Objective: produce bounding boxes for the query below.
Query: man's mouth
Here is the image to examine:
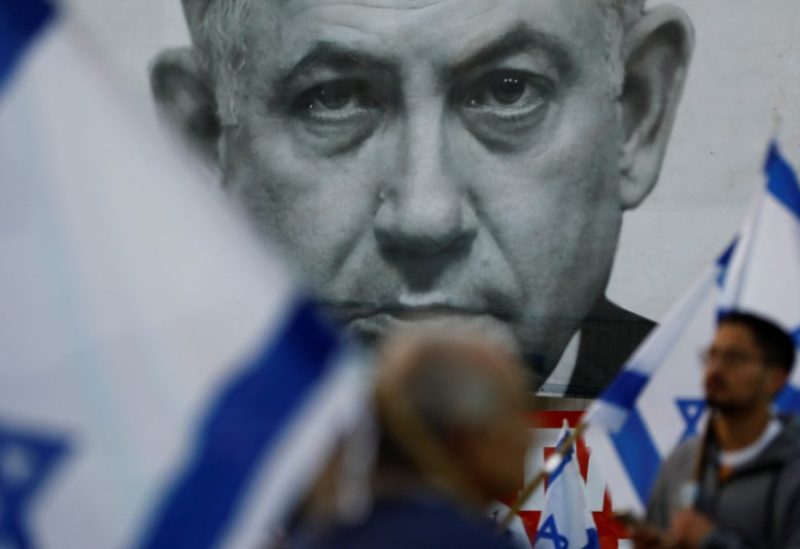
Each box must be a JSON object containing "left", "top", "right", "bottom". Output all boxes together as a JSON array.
[
  {"left": 330, "top": 303, "right": 496, "bottom": 321},
  {"left": 322, "top": 300, "right": 516, "bottom": 348}
]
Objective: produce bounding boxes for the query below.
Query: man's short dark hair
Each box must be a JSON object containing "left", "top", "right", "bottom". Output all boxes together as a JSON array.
[{"left": 719, "top": 311, "right": 796, "bottom": 374}]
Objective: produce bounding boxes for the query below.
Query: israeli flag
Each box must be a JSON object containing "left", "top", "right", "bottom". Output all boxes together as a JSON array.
[
  {"left": 534, "top": 422, "right": 598, "bottom": 549},
  {"left": 0, "top": 1, "right": 367, "bottom": 548},
  {"left": 720, "top": 144, "right": 800, "bottom": 410},
  {"left": 583, "top": 144, "right": 800, "bottom": 514}
]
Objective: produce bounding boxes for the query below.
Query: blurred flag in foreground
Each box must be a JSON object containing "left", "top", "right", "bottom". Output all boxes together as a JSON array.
[
  {"left": 0, "top": 1, "right": 367, "bottom": 547},
  {"left": 533, "top": 422, "right": 598, "bottom": 549},
  {"left": 583, "top": 143, "right": 800, "bottom": 514}
]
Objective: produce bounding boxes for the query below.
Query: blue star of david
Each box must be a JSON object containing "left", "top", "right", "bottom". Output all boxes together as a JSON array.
[
  {"left": 536, "top": 515, "right": 569, "bottom": 549},
  {"left": 583, "top": 527, "right": 599, "bottom": 549},
  {"left": 0, "top": 421, "right": 70, "bottom": 548},
  {"left": 676, "top": 398, "right": 706, "bottom": 442}
]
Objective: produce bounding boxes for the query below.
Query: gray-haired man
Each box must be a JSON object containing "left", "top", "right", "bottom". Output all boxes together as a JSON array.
[{"left": 151, "top": 0, "right": 694, "bottom": 397}]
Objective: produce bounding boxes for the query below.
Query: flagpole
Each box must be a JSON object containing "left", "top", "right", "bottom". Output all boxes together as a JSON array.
[
  {"left": 687, "top": 410, "right": 715, "bottom": 508},
  {"left": 499, "top": 421, "right": 588, "bottom": 529}
]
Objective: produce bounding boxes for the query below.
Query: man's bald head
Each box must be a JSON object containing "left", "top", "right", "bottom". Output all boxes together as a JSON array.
[
  {"left": 374, "top": 330, "right": 533, "bottom": 503},
  {"left": 376, "top": 330, "right": 531, "bottom": 438}
]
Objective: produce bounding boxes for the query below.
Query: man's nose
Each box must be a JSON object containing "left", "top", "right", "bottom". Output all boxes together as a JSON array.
[{"left": 373, "top": 111, "right": 477, "bottom": 256}]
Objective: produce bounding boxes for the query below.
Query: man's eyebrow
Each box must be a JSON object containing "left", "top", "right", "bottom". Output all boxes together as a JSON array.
[
  {"left": 450, "top": 24, "right": 576, "bottom": 75},
  {"left": 275, "top": 42, "right": 394, "bottom": 89}
]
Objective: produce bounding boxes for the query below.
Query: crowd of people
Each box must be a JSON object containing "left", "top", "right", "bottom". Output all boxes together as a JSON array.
[
  {"left": 283, "top": 330, "right": 533, "bottom": 548},
  {"left": 274, "top": 312, "right": 798, "bottom": 548}
]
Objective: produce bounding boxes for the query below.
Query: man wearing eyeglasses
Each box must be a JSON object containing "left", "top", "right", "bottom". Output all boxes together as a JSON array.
[{"left": 634, "top": 312, "right": 800, "bottom": 548}]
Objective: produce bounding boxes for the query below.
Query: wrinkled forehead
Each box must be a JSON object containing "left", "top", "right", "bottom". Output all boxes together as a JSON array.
[
  {"left": 187, "top": 0, "right": 613, "bottom": 56},
  {"left": 238, "top": 0, "right": 610, "bottom": 78},
  {"left": 185, "top": 0, "right": 623, "bottom": 35}
]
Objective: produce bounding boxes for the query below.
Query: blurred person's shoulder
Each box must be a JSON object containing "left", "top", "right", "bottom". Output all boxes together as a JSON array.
[
  {"left": 296, "top": 492, "right": 519, "bottom": 549},
  {"left": 780, "top": 414, "right": 800, "bottom": 443}
]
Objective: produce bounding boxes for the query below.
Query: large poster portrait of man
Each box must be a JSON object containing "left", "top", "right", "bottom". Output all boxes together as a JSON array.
[{"left": 66, "top": 0, "right": 800, "bottom": 398}]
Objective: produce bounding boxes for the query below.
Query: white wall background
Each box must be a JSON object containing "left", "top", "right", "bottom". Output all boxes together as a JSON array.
[{"left": 60, "top": 0, "right": 800, "bottom": 322}]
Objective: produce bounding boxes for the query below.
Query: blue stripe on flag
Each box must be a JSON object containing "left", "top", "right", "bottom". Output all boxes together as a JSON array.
[
  {"left": 609, "top": 409, "right": 661, "bottom": 506},
  {"left": 548, "top": 435, "right": 574, "bottom": 484},
  {"left": 776, "top": 385, "right": 800, "bottom": 415},
  {"left": 585, "top": 528, "right": 600, "bottom": 549},
  {"left": 716, "top": 239, "right": 737, "bottom": 269},
  {"left": 599, "top": 370, "right": 649, "bottom": 411},
  {"left": 715, "top": 238, "right": 737, "bottom": 288},
  {"left": 139, "top": 299, "right": 341, "bottom": 549},
  {"left": 766, "top": 143, "right": 800, "bottom": 221},
  {"left": 792, "top": 327, "right": 800, "bottom": 348},
  {"left": 0, "top": 0, "right": 53, "bottom": 90}
]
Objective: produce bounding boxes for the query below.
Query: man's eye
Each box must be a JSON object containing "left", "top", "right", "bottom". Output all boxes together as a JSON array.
[
  {"left": 313, "top": 81, "right": 355, "bottom": 110},
  {"left": 290, "top": 79, "right": 384, "bottom": 152},
  {"left": 294, "top": 80, "right": 378, "bottom": 119},
  {"left": 465, "top": 71, "right": 551, "bottom": 115}
]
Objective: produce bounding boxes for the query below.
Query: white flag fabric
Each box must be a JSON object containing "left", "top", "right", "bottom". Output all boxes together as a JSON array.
[
  {"left": 533, "top": 422, "right": 598, "bottom": 549},
  {"left": 0, "top": 1, "right": 367, "bottom": 547},
  {"left": 583, "top": 143, "right": 800, "bottom": 514},
  {"left": 719, "top": 144, "right": 800, "bottom": 409}
]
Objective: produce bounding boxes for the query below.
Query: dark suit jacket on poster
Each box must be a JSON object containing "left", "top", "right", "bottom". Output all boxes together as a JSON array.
[{"left": 564, "top": 298, "right": 655, "bottom": 398}]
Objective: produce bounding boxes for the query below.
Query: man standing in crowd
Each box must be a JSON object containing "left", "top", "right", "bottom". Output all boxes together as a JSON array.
[
  {"left": 295, "top": 331, "right": 533, "bottom": 548},
  {"left": 635, "top": 312, "right": 800, "bottom": 548},
  {"left": 151, "top": 0, "right": 694, "bottom": 397}
]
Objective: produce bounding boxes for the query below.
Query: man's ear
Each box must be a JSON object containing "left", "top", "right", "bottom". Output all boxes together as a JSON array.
[
  {"left": 150, "top": 47, "right": 221, "bottom": 166},
  {"left": 766, "top": 368, "right": 789, "bottom": 399},
  {"left": 618, "top": 5, "right": 694, "bottom": 209}
]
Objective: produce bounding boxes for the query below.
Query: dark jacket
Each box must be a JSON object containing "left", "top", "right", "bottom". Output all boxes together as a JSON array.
[
  {"left": 566, "top": 298, "right": 655, "bottom": 397},
  {"left": 294, "top": 493, "right": 519, "bottom": 549},
  {"left": 647, "top": 418, "right": 800, "bottom": 548}
]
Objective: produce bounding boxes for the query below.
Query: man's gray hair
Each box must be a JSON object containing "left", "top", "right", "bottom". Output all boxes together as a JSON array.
[
  {"left": 400, "top": 347, "right": 508, "bottom": 436},
  {"left": 376, "top": 331, "right": 528, "bottom": 438},
  {"left": 182, "top": 0, "right": 254, "bottom": 124},
  {"left": 182, "top": 0, "right": 645, "bottom": 124}
]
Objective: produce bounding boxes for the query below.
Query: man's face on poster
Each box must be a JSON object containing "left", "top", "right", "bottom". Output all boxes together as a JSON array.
[{"left": 154, "top": 0, "right": 692, "bottom": 387}]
